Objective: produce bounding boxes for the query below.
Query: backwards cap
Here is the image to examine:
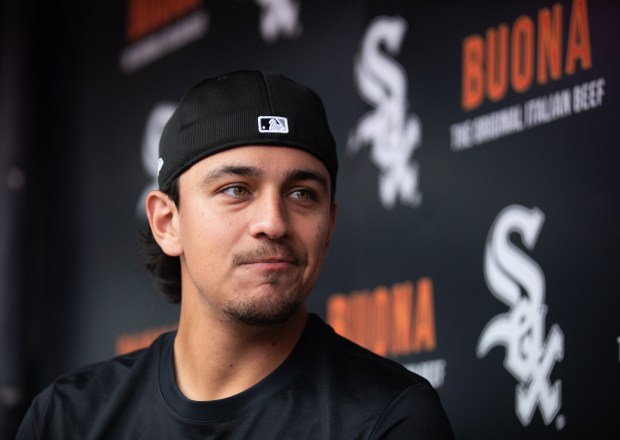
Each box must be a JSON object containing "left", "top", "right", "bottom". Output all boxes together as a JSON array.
[{"left": 157, "top": 70, "right": 338, "bottom": 192}]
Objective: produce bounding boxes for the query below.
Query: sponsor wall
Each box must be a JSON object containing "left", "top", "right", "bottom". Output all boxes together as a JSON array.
[{"left": 3, "top": 0, "right": 619, "bottom": 438}]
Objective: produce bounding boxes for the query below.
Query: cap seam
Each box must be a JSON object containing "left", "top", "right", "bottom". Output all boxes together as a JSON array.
[{"left": 259, "top": 71, "right": 274, "bottom": 115}]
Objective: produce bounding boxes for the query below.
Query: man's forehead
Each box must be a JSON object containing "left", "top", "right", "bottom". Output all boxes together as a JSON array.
[
  {"left": 201, "top": 145, "right": 323, "bottom": 166},
  {"left": 187, "top": 145, "right": 331, "bottom": 180}
]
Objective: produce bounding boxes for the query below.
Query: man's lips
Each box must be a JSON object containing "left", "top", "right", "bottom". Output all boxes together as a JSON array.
[
  {"left": 233, "top": 245, "right": 306, "bottom": 268},
  {"left": 238, "top": 257, "right": 298, "bottom": 269}
]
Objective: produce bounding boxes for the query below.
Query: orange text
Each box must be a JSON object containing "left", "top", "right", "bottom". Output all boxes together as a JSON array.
[
  {"left": 126, "top": 0, "right": 203, "bottom": 42},
  {"left": 462, "top": 0, "right": 592, "bottom": 111},
  {"left": 327, "top": 278, "right": 437, "bottom": 358}
]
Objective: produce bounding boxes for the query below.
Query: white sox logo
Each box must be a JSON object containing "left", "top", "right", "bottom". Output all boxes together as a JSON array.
[
  {"left": 255, "top": 0, "right": 302, "bottom": 43},
  {"left": 136, "top": 102, "right": 176, "bottom": 220},
  {"left": 477, "top": 205, "right": 564, "bottom": 426},
  {"left": 348, "top": 15, "right": 422, "bottom": 209}
]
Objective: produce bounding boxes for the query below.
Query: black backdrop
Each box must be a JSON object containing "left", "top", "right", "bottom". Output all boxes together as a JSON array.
[{"left": 1, "top": 0, "right": 619, "bottom": 438}]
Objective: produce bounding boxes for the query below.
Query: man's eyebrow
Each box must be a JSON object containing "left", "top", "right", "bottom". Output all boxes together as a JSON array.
[
  {"left": 200, "top": 165, "right": 329, "bottom": 191},
  {"left": 285, "top": 169, "right": 329, "bottom": 191},
  {"left": 201, "top": 165, "right": 263, "bottom": 185}
]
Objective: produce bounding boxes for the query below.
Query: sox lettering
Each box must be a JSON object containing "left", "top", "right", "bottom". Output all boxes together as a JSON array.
[
  {"left": 477, "top": 205, "right": 564, "bottom": 426},
  {"left": 348, "top": 15, "right": 422, "bottom": 209}
]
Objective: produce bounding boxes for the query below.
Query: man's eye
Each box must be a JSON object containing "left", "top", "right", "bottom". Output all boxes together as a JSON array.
[
  {"left": 290, "top": 189, "right": 316, "bottom": 200},
  {"left": 222, "top": 186, "right": 249, "bottom": 197}
]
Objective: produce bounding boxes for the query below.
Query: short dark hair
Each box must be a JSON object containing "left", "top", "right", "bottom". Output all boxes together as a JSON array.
[{"left": 139, "top": 178, "right": 182, "bottom": 303}]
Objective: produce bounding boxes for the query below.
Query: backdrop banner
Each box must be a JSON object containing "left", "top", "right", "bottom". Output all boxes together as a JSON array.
[{"left": 5, "top": 0, "right": 619, "bottom": 438}]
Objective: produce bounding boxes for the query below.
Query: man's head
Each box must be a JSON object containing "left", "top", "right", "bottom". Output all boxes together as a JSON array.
[
  {"left": 157, "top": 70, "right": 338, "bottom": 195},
  {"left": 142, "top": 71, "right": 338, "bottom": 325}
]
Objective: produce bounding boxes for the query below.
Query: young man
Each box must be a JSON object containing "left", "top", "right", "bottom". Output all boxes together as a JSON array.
[{"left": 16, "top": 70, "right": 454, "bottom": 439}]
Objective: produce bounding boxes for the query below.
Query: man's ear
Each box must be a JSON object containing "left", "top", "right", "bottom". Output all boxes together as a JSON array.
[{"left": 145, "top": 190, "right": 182, "bottom": 257}]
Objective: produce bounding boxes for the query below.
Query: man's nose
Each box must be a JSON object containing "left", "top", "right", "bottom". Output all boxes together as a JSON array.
[{"left": 248, "top": 192, "right": 289, "bottom": 239}]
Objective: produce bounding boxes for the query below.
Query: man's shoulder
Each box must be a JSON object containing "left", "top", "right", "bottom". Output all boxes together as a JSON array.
[
  {"left": 58, "top": 330, "right": 169, "bottom": 387},
  {"left": 302, "top": 315, "right": 454, "bottom": 438},
  {"left": 16, "top": 331, "right": 173, "bottom": 439},
  {"left": 55, "top": 347, "right": 146, "bottom": 390},
  {"left": 31, "top": 331, "right": 171, "bottom": 418}
]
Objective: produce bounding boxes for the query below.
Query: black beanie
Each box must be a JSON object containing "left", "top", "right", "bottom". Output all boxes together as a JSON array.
[{"left": 157, "top": 70, "right": 338, "bottom": 192}]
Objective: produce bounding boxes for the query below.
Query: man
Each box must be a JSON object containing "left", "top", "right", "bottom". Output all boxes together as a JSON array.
[{"left": 16, "top": 70, "right": 454, "bottom": 439}]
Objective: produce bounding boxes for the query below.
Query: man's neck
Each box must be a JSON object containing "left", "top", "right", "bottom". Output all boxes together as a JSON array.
[{"left": 173, "top": 304, "right": 308, "bottom": 402}]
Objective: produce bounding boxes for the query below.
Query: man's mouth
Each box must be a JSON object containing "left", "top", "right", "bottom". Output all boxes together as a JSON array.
[
  {"left": 233, "top": 245, "right": 306, "bottom": 268},
  {"left": 241, "top": 259, "right": 296, "bottom": 271}
]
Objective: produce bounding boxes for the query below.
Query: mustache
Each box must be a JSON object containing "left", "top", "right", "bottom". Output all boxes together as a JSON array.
[{"left": 232, "top": 244, "right": 307, "bottom": 266}]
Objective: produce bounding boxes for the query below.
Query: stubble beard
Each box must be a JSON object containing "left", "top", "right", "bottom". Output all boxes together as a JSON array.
[
  {"left": 225, "top": 244, "right": 308, "bottom": 327},
  {"left": 223, "top": 272, "right": 302, "bottom": 326}
]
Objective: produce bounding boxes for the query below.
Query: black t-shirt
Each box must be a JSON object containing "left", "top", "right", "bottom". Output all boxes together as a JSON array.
[{"left": 16, "top": 314, "right": 454, "bottom": 439}]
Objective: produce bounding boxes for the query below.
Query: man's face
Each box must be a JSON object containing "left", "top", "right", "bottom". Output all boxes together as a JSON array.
[{"left": 174, "top": 145, "right": 337, "bottom": 326}]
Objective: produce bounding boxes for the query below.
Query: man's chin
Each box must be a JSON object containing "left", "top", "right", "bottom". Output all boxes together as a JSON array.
[{"left": 223, "top": 299, "right": 301, "bottom": 327}]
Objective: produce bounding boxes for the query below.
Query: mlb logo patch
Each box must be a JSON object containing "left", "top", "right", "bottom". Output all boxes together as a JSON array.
[{"left": 258, "top": 116, "right": 289, "bottom": 133}]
